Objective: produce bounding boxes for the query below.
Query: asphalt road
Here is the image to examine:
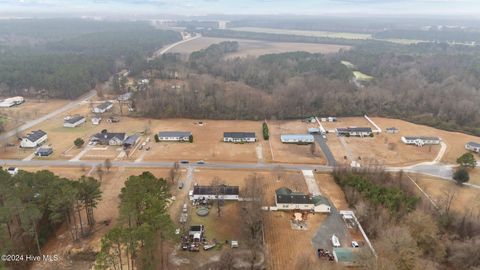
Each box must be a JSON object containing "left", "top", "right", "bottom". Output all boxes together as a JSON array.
[
  {"left": 314, "top": 135, "right": 336, "bottom": 166},
  {"left": 150, "top": 34, "right": 201, "bottom": 59},
  {"left": 0, "top": 90, "right": 96, "bottom": 141}
]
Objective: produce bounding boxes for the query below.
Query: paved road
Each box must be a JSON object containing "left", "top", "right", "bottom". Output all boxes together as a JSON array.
[
  {"left": 0, "top": 90, "right": 96, "bottom": 141},
  {"left": 150, "top": 34, "right": 201, "bottom": 59},
  {"left": 314, "top": 135, "right": 336, "bottom": 166}
]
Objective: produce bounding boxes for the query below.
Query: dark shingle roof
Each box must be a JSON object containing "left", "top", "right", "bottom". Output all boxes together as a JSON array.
[
  {"left": 123, "top": 134, "right": 140, "bottom": 145},
  {"left": 92, "top": 132, "right": 126, "bottom": 142},
  {"left": 158, "top": 131, "right": 191, "bottom": 138},
  {"left": 336, "top": 127, "right": 372, "bottom": 133},
  {"left": 224, "top": 132, "right": 256, "bottom": 139},
  {"left": 193, "top": 185, "right": 239, "bottom": 196},
  {"left": 26, "top": 130, "right": 47, "bottom": 142},
  {"left": 467, "top": 141, "right": 480, "bottom": 148},
  {"left": 64, "top": 115, "right": 85, "bottom": 124},
  {"left": 96, "top": 101, "right": 113, "bottom": 110},
  {"left": 403, "top": 136, "right": 440, "bottom": 141},
  {"left": 275, "top": 187, "right": 311, "bottom": 204}
]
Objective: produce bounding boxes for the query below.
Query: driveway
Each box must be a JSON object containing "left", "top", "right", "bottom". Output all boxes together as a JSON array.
[{"left": 314, "top": 135, "right": 336, "bottom": 166}]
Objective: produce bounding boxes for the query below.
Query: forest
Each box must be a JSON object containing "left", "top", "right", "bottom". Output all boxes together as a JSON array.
[
  {"left": 133, "top": 40, "right": 480, "bottom": 135},
  {"left": 0, "top": 19, "right": 181, "bottom": 99}
]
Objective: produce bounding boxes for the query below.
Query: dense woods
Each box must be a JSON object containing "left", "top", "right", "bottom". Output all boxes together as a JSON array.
[
  {"left": 0, "top": 19, "right": 181, "bottom": 99},
  {"left": 0, "top": 169, "right": 102, "bottom": 269},
  {"left": 134, "top": 41, "right": 480, "bottom": 135}
]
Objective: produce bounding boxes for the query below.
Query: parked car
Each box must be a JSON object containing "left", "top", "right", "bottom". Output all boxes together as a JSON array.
[
  {"left": 7, "top": 167, "right": 18, "bottom": 176},
  {"left": 180, "top": 160, "right": 189, "bottom": 164},
  {"left": 196, "top": 160, "right": 205, "bottom": 164},
  {"left": 178, "top": 182, "right": 184, "bottom": 189},
  {"left": 351, "top": 241, "right": 359, "bottom": 248}
]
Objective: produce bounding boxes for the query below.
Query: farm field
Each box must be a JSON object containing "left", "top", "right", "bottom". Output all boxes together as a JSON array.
[
  {"left": 169, "top": 37, "right": 351, "bottom": 58},
  {"left": 229, "top": 27, "right": 372, "bottom": 40},
  {"left": 268, "top": 120, "right": 326, "bottom": 164},
  {"left": 323, "top": 117, "right": 439, "bottom": 166},
  {"left": 353, "top": 71, "right": 374, "bottom": 81}
]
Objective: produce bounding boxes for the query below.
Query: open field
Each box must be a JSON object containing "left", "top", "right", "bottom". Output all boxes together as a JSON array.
[
  {"left": 371, "top": 117, "right": 480, "bottom": 164},
  {"left": 269, "top": 120, "right": 326, "bottom": 164},
  {"left": 229, "top": 27, "right": 372, "bottom": 40},
  {"left": 315, "top": 173, "right": 349, "bottom": 210},
  {"left": 353, "top": 71, "right": 374, "bottom": 81},
  {"left": 324, "top": 117, "right": 439, "bottom": 166},
  {"left": 168, "top": 37, "right": 351, "bottom": 57}
]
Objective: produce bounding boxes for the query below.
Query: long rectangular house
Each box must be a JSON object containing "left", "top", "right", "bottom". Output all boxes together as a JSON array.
[
  {"left": 335, "top": 127, "right": 373, "bottom": 137},
  {"left": 20, "top": 130, "right": 47, "bottom": 148},
  {"left": 275, "top": 187, "right": 331, "bottom": 213},
  {"left": 223, "top": 132, "right": 256, "bottom": 143},
  {"left": 189, "top": 185, "right": 240, "bottom": 201},
  {"left": 93, "top": 101, "right": 113, "bottom": 114},
  {"left": 465, "top": 142, "right": 480, "bottom": 153},
  {"left": 158, "top": 131, "right": 191, "bottom": 142},
  {"left": 63, "top": 115, "right": 86, "bottom": 128},
  {"left": 401, "top": 136, "right": 441, "bottom": 146},
  {"left": 280, "top": 134, "right": 315, "bottom": 144}
]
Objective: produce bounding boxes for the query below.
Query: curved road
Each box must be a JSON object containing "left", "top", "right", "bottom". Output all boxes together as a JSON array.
[{"left": 150, "top": 34, "right": 201, "bottom": 59}]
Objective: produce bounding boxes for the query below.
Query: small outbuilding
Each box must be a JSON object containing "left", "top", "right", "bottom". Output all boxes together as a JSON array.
[
  {"left": 63, "top": 115, "right": 86, "bottom": 128},
  {"left": 93, "top": 101, "right": 113, "bottom": 114},
  {"left": 35, "top": 147, "right": 53, "bottom": 157},
  {"left": 386, "top": 127, "right": 399, "bottom": 134}
]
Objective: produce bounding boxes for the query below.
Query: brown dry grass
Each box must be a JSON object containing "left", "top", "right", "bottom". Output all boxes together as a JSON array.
[{"left": 315, "top": 173, "right": 349, "bottom": 210}]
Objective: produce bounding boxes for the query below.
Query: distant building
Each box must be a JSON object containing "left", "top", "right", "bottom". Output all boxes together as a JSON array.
[
  {"left": 63, "top": 115, "right": 86, "bottom": 128},
  {"left": 20, "top": 130, "right": 47, "bottom": 148},
  {"left": 336, "top": 127, "right": 373, "bottom": 137},
  {"left": 0, "top": 96, "right": 24, "bottom": 108},
  {"left": 465, "top": 141, "right": 480, "bottom": 153},
  {"left": 223, "top": 132, "right": 256, "bottom": 143},
  {"left": 280, "top": 134, "right": 315, "bottom": 144},
  {"left": 93, "top": 101, "right": 113, "bottom": 114},
  {"left": 401, "top": 136, "right": 441, "bottom": 146},
  {"left": 117, "top": 92, "right": 133, "bottom": 101},
  {"left": 275, "top": 187, "right": 331, "bottom": 213},
  {"left": 385, "top": 127, "right": 399, "bottom": 134},
  {"left": 91, "top": 131, "right": 126, "bottom": 146},
  {"left": 189, "top": 185, "right": 240, "bottom": 201},
  {"left": 35, "top": 147, "right": 53, "bottom": 157},
  {"left": 158, "top": 131, "right": 192, "bottom": 142}
]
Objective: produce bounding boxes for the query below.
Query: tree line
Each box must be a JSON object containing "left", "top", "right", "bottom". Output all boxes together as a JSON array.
[{"left": 0, "top": 169, "right": 102, "bottom": 269}]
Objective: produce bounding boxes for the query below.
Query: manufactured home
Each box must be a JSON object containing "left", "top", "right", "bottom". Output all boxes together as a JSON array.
[
  {"left": 0, "top": 96, "right": 24, "bottom": 108},
  {"left": 401, "top": 136, "right": 441, "bottom": 146},
  {"left": 386, "top": 127, "right": 399, "bottom": 134},
  {"left": 223, "top": 132, "right": 256, "bottom": 143},
  {"left": 336, "top": 127, "right": 373, "bottom": 137},
  {"left": 158, "top": 131, "right": 192, "bottom": 142},
  {"left": 275, "top": 187, "right": 331, "bottom": 213},
  {"left": 189, "top": 185, "right": 240, "bottom": 201},
  {"left": 20, "top": 130, "right": 47, "bottom": 148},
  {"left": 93, "top": 101, "right": 113, "bottom": 114},
  {"left": 465, "top": 141, "right": 480, "bottom": 153},
  {"left": 63, "top": 115, "right": 86, "bottom": 128},
  {"left": 280, "top": 134, "right": 315, "bottom": 144}
]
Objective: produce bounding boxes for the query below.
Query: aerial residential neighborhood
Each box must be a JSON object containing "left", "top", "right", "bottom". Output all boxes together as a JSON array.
[{"left": 0, "top": 5, "right": 480, "bottom": 270}]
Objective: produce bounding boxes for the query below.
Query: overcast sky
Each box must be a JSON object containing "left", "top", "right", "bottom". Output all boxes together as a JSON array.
[{"left": 0, "top": 0, "right": 479, "bottom": 17}]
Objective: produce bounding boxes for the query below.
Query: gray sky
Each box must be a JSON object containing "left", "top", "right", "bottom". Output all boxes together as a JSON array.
[{"left": 0, "top": 0, "right": 479, "bottom": 16}]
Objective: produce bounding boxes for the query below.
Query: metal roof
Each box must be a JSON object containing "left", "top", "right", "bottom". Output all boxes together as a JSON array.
[
  {"left": 25, "top": 130, "right": 47, "bottom": 142},
  {"left": 96, "top": 101, "right": 113, "bottom": 110},
  {"left": 158, "top": 131, "right": 191, "bottom": 138},
  {"left": 336, "top": 127, "right": 372, "bottom": 133},
  {"left": 466, "top": 141, "right": 480, "bottom": 148},
  {"left": 224, "top": 132, "right": 256, "bottom": 139},
  {"left": 403, "top": 136, "right": 440, "bottom": 141},
  {"left": 64, "top": 115, "right": 85, "bottom": 124},
  {"left": 281, "top": 134, "right": 314, "bottom": 141},
  {"left": 193, "top": 185, "right": 239, "bottom": 196},
  {"left": 36, "top": 147, "right": 53, "bottom": 155}
]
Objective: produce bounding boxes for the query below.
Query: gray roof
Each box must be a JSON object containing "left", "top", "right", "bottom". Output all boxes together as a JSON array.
[
  {"left": 224, "top": 132, "right": 256, "bottom": 139},
  {"left": 92, "top": 132, "right": 126, "bottom": 142},
  {"left": 281, "top": 134, "right": 314, "bottom": 141},
  {"left": 336, "top": 127, "right": 372, "bottom": 133},
  {"left": 96, "top": 101, "right": 113, "bottom": 110},
  {"left": 386, "top": 127, "right": 398, "bottom": 130},
  {"left": 25, "top": 130, "right": 47, "bottom": 142},
  {"left": 312, "top": 195, "right": 330, "bottom": 206},
  {"left": 36, "top": 147, "right": 53, "bottom": 155},
  {"left": 123, "top": 134, "right": 140, "bottom": 145},
  {"left": 466, "top": 141, "right": 480, "bottom": 148},
  {"left": 403, "top": 136, "right": 440, "bottom": 141},
  {"left": 193, "top": 185, "right": 239, "bottom": 196},
  {"left": 158, "top": 131, "right": 191, "bottom": 138},
  {"left": 275, "top": 187, "right": 311, "bottom": 204},
  {"left": 64, "top": 115, "right": 85, "bottom": 124},
  {"left": 117, "top": 92, "right": 133, "bottom": 101}
]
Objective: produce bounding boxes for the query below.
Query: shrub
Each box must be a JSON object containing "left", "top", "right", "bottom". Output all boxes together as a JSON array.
[
  {"left": 74, "top": 138, "right": 85, "bottom": 148},
  {"left": 453, "top": 167, "right": 470, "bottom": 185},
  {"left": 262, "top": 122, "right": 269, "bottom": 140},
  {"left": 154, "top": 134, "right": 159, "bottom": 142},
  {"left": 189, "top": 135, "right": 193, "bottom": 143}
]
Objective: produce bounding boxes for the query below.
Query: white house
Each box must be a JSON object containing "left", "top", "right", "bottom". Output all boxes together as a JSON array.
[
  {"left": 223, "top": 132, "right": 256, "bottom": 143},
  {"left": 91, "top": 131, "right": 126, "bottom": 146},
  {"left": 20, "top": 130, "right": 47, "bottom": 148},
  {"left": 280, "top": 134, "right": 315, "bottom": 144},
  {"left": 275, "top": 187, "right": 331, "bottom": 213},
  {"left": 401, "top": 136, "right": 441, "bottom": 146},
  {"left": 63, "top": 115, "right": 86, "bottom": 128},
  {"left": 158, "top": 131, "right": 192, "bottom": 142},
  {"left": 93, "top": 101, "right": 113, "bottom": 114},
  {"left": 465, "top": 141, "right": 480, "bottom": 153},
  {"left": 0, "top": 96, "right": 24, "bottom": 108},
  {"left": 91, "top": 116, "right": 102, "bottom": 125},
  {"left": 189, "top": 185, "right": 240, "bottom": 201},
  {"left": 336, "top": 127, "right": 373, "bottom": 137}
]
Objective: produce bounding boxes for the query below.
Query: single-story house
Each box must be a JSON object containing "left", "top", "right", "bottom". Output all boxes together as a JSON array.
[
  {"left": 117, "top": 92, "right": 133, "bottom": 101},
  {"left": 275, "top": 187, "right": 331, "bottom": 213},
  {"left": 20, "top": 130, "right": 47, "bottom": 148},
  {"left": 189, "top": 185, "right": 240, "bottom": 201},
  {"left": 63, "top": 115, "right": 86, "bottom": 128},
  {"left": 123, "top": 134, "right": 140, "bottom": 148},
  {"left": 0, "top": 96, "right": 24, "bottom": 108},
  {"left": 280, "top": 134, "right": 315, "bottom": 144},
  {"left": 336, "top": 127, "right": 373, "bottom": 137},
  {"left": 91, "top": 131, "right": 126, "bottom": 146},
  {"left": 465, "top": 141, "right": 480, "bottom": 153},
  {"left": 93, "top": 101, "right": 113, "bottom": 114},
  {"left": 401, "top": 136, "right": 441, "bottom": 146},
  {"left": 386, "top": 127, "right": 399, "bottom": 134},
  {"left": 223, "top": 132, "right": 256, "bottom": 143},
  {"left": 158, "top": 131, "right": 192, "bottom": 142},
  {"left": 307, "top": 128, "right": 321, "bottom": 134},
  {"left": 35, "top": 147, "right": 53, "bottom": 157}
]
